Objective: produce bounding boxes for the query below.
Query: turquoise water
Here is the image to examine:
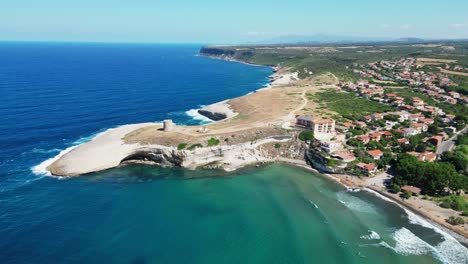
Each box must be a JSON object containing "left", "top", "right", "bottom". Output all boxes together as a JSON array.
[
  {"left": 3, "top": 164, "right": 466, "bottom": 263},
  {"left": 1, "top": 43, "right": 467, "bottom": 263}
]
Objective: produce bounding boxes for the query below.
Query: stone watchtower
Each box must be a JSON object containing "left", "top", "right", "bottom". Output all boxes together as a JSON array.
[{"left": 163, "top": 119, "right": 174, "bottom": 132}]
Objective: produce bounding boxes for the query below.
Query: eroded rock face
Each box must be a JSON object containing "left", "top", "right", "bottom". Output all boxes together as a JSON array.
[
  {"left": 121, "top": 137, "right": 293, "bottom": 172},
  {"left": 120, "top": 148, "right": 184, "bottom": 167},
  {"left": 46, "top": 127, "right": 303, "bottom": 177},
  {"left": 197, "top": 110, "right": 227, "bottom": 121}
]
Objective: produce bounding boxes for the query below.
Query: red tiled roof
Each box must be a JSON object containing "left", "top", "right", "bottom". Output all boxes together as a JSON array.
[
  {"left": 356, "top": 162, "right": 376, "bottom": 170},
  {"left": 367, "top": 149, "right": 383, "bottom": 158}
]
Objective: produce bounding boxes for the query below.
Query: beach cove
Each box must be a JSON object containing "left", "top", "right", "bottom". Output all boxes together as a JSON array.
[{"left": 1, "top": 43, "right": 467, "bottom": 263}]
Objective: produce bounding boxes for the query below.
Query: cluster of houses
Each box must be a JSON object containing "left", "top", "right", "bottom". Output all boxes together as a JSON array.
[
  {"left": 350, "top": 57, "right": 468, "bottom": 105},
  {"left": 298, "top": 68, "right": 466, "bottom": 177},
  {"left": 295, "top": 104, "right": 459, "bottom": 176},
  {"left": 294, "top": 57, "right": 466, "bottom": 177}
]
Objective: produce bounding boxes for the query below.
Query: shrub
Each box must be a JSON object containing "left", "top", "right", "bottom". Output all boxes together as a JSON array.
[
  {"left": 447, "top": 216, "right": 465, "bottom": 226},
  {"left": 207, "top": 138, "right": 220, "bottom": 146},
  {"left": 298, "top": 131, "right": 314, "bottom": 142},
  {"left": 401, "top": 190, "right": 412, "bottom": 199},
  {"left": 274, "top": 143, "right": 281, "bottom": 149},
  {"left": 188, "top": 144, "right": 203, "bottom": 150},
  {"left": 440, "top": 195, "right": 468, "bottom": 212},
  {"left": 177, "top": 143, "right": 187, "bottom": 150},
  {"left": 390, "top": 184, "right": 401, "bottom": 194},
  {"left": 326, "top": 159, "right": 339, "bottom": 167}
]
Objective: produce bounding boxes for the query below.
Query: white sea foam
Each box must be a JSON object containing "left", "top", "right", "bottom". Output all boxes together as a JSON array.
[
  {"left": 336, "top": 192, "right": 378, "bottom": 214},
  {"left": 31, "top": 148, "right": 62, "bottom": 154},
  {"left": 364, "top": 188, "right": 468, "bottom": 264},
  {"left": 360, "top": 230, "right": 381, "bottom": 240},
  {"left": 309, "top": 200, "right": 319, "bottom": 208},
  {"left": 185, "top": 108, "right": 214, "bottom": 123},
  {"left": 31, "top": 145, "right": 79, "bottom": 176},
  {"left": 392, "top": 228, "right": 433, "bottom": 256},
  {"left": 31, "top": 128, "right": 115, "bottom": 177}
]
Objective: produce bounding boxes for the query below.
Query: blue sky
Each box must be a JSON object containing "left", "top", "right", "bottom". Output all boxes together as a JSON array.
[{"left": 1, "top": 0, "right": 468, "bottom": 43}]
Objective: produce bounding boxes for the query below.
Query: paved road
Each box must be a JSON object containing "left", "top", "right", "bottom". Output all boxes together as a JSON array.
[{"left": 436, "top": 125, "right": 467, "bottom": 154}]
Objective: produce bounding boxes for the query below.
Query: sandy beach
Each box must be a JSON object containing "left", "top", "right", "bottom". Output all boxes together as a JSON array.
[{"left": 42, "top": 59, "right": 468, "bottom": 242}]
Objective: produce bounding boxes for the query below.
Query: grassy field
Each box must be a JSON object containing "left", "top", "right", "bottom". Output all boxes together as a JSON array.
[
  {"left": 308, "top": 90, "right": 392, "bottom": 116},
  {"left": 200, "top": 41, "right": 468, "bottom": 83}
]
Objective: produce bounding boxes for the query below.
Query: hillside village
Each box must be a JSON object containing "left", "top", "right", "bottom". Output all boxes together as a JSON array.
[{"left": 294, "top": 57, "right": 467, "bottom": 208}]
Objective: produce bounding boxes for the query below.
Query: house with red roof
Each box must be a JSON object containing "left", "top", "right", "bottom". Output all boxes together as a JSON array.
[
  {"left": 331, "top": 151, "right": 356, "bottom": 163},
  {"left": 356, "top": 135, "right": 370, "bottom": 144},
  {"left": 356, "top": 162, "right": 377, "bottom": 175},
  {"left": 427, "top": 136, "right": 443, "bottom": 146},
  {"left": 366, "top": 149, "right": 384, "bottom": 160}
]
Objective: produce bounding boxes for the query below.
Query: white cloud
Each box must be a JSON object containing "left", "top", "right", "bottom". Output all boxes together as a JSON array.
[
  {"left": 400, "top": 24, "right": 413, "bottom": 30},
  {"left": 450, "top": 23, "right": 467, "bottom": 29}
]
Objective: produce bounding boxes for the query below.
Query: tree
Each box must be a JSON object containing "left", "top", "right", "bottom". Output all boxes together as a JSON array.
[
  {"left": 393, "top": 154, "right": 462, "bottom": 196},
  {"left": 298, "top": 131, "right": 314, "bottom": 142},
  {"left": 207, "top": 138, "right": 220, "bottom": 146},
  {"left": 390, "top": 184, "right": 401, "bottom": 193},
  {"left": 441, "top": 151, "right": 467, "bottom": 173},
  {"left": 428, "top": 124, "right": 440, "bottom": 135},
  {"left": 384, "top": 114, "right": 400, "bottom": 122},
  {"left": 415, "top": 143, "right": 427, "bottom": 153},
  {"left": 177, "top": 143, "right": 187, "bottom": 150},
  {"left": 401, "top": 190, "right": 412, "bottom": 199}
]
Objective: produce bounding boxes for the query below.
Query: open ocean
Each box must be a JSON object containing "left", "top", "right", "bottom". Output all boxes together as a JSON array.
[{"left": 0, "top": 42, "right": 466, "bottom": 264}]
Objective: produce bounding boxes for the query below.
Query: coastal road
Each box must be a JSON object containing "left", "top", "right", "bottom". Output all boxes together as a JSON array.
[
  {"left": 436, "top": 125, "right": 467, "bottom": 155},
  {"left": 282, "top": 89, "right": 308, "bottom": 129}
]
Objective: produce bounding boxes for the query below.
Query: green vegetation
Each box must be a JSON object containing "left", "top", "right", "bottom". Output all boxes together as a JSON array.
[
  {"left": 440, "top": 135, "right": 468, "bottom": 175},
  {"left": 311, "top": 90, "right": 392, "bottom": 116},
  {"left": 389, "top": 183, "right": 401, "bottom": 194},
  {"left": 443, "top": 74, "right": 468, "bottom": 95},
  {"left": 177, "top": 143, "right": 187, "bottom": 150},
  {"left": 298, "top": 131, "right": 314, "bottom": 142},
  {"left": 447, "top": 216, "right": 465, "bottom": 226},
  {"left": 385, "top": 87, "right": 467, "bottom": 118},
  {"left": 401, "top": 190, "right": 412, "bottom": 199},
  {"left": 392, "top": 154, "right": 468, "bottom": 196},
  {"left": 440, "top": 195, "right": 468, "bottom": 212},
  {"left": 326, "top": 158, "right": 339, "bottom": 168},
  {"left": 274, "top": 143, "right": 281, "bottom": 149},
  {"left": 201, "top": 42, "right": 468, "bottom": 83},
  {"left": 188, "top": 144, "right": 203, "bottom": 150},
  {"left": 207, "top": 137, "right": 220, "bottom": 147}
]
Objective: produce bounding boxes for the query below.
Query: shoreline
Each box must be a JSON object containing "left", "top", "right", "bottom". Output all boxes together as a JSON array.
[
  {"left": 38, "top": 53, "right": 468, "bottom": 244},
  {"left": 280, "top": 161, "right": 468, "bottom": 245}
]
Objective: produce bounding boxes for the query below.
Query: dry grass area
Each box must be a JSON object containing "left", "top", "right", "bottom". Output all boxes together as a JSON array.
[
  {"left": 296, "top": 73, "right": 339, "bottom": 118},
  {"left": 123, "top": 73, "right": 339, "bottom": 147},
  {"left": 416, "top": 57, "right": 457, "bottom": 66},
  {"left": 438, "top": 67, "right": 468, "bottom": 76},
  {"left": 373, "top": 79, "right": 397, "bottom": 84},
  {"left": 124, "top": 125, "right": 289, "bottom": 147}
]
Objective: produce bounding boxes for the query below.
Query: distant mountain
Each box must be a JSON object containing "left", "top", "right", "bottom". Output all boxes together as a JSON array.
[
  {"left": 257, "top": 34, "right": 391, "bottom": 44},
  {"left": 395, "top": 37, "right": 426, "bottom": 42}
]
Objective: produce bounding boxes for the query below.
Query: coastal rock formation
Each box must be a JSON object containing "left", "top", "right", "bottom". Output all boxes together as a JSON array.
[
  {"left": 197, "top": 100, "right": 237, "bottom": 121},
  {"left": 46, "top": 124, "right": 297, "bottom": 176}
]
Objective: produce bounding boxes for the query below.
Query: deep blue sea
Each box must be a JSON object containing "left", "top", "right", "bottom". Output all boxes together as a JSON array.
[{"left": 0, "top": 43, "right": 466, "bottom": 264}]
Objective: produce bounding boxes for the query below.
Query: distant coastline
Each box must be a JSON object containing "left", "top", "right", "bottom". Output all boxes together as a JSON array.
[{"left": 40, "top": 49, "right": 468, "bottom": 245}]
